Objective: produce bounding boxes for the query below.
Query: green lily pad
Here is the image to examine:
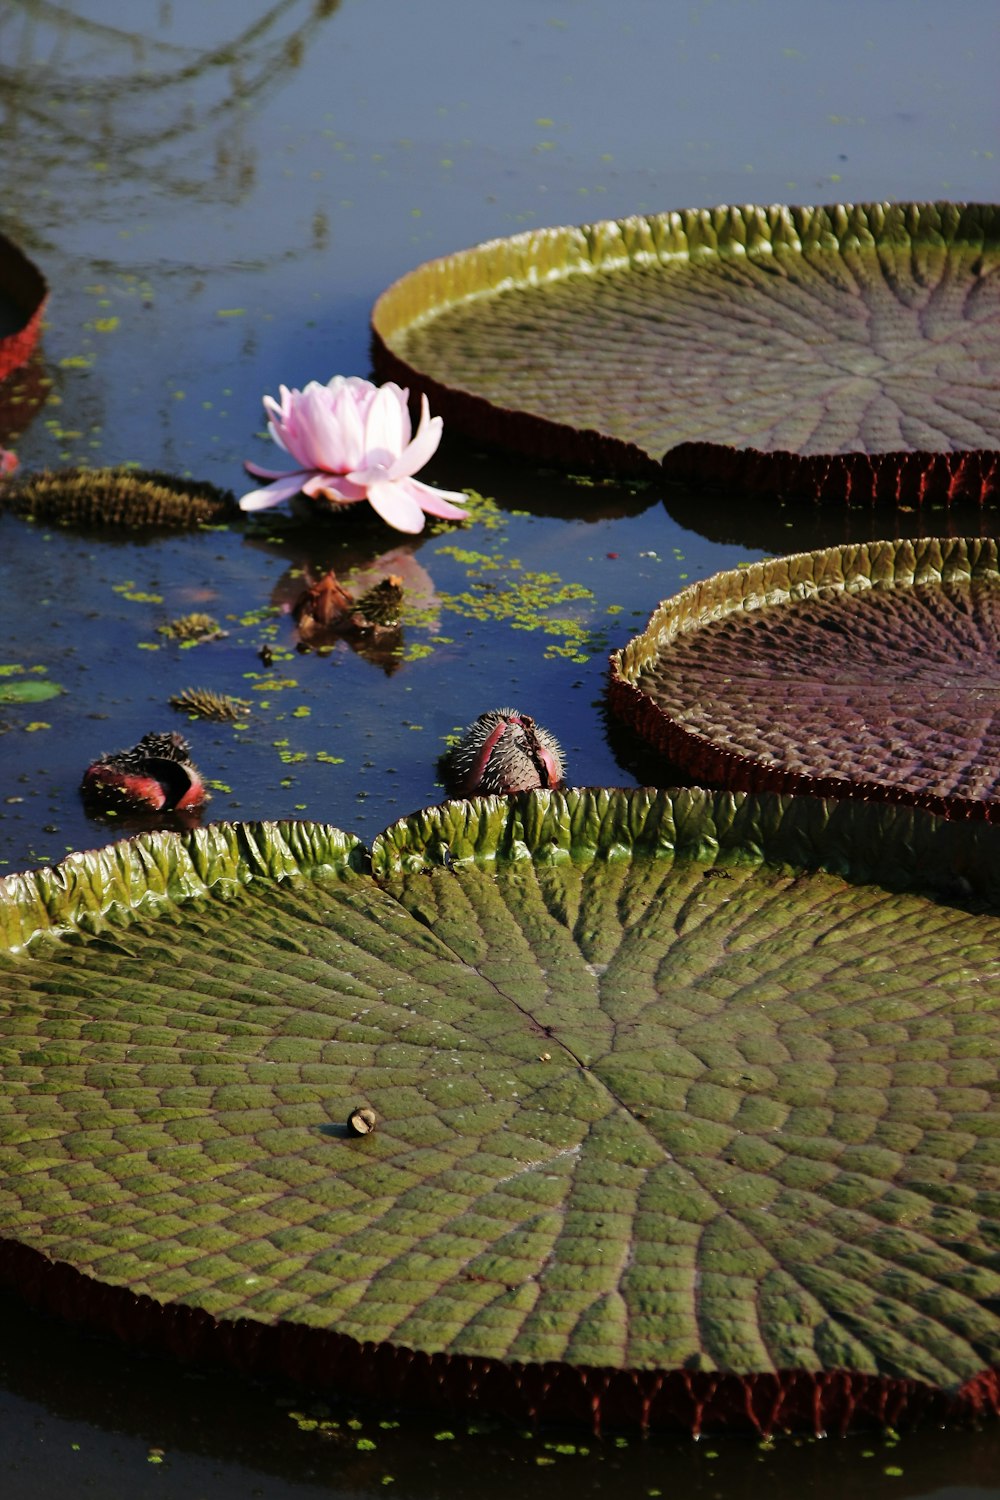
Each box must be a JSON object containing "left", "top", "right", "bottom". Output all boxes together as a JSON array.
[
  {"left": 372, "top": 200, "right": 1000, "bottom": 503},
  {"left": 0, "top": 791, "right": 997, "bottom": 1432},
  {"left": 608, "top": 535, "right": 1000, "bottom": 820},
  {"left": 0, "top": 677, "right": 63, "bottom": 704}
]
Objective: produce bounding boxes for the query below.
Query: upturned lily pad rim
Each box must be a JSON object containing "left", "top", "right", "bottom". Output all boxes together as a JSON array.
[
  {"left": 371, "top": 199, "right": 1000, "bottom": 502},
  {"left": 0, "top": 229, "right": 48, "bottom": 382},
  {"left": 0, "top": 789, "right": 998, "bottom": 1433},
  {"left": 608, "top": 534, "right": 1000, "bottom": 821}
]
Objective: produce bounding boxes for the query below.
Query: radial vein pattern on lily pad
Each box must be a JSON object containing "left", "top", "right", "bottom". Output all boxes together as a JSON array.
[
  {"left": 610, "top": 536, "right": 1000, "bottom": 820},
  {"left": 372, "top": 200, "right": 1000, "bottom": 500},
  {"left": 0, "top": 792, "right": 997, "bottom": 1427}
]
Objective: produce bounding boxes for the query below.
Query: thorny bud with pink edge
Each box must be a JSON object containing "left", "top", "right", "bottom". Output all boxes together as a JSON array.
[
  {"left": 238, "top": 375, "right": 467, "bottom": 534},
  {"left": 81, "top": 731, "right": 207, "bottom": 812},
  {"left": 447, "top": 708, "right": 565, "bottom": 796}
]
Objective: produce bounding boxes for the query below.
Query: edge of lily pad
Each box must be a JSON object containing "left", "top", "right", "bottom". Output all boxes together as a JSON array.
[
  {"left": 374, "top": 784, "right": 1000, "bottom": 907},
  {"left": 0, "top": 819, "right": 366, "bottom": 952},
  {"left": 2, "top": 1235, "right": 996, "bottom": 1436}
]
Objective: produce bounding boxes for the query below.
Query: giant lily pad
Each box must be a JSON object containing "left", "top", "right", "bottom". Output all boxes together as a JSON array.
[
  {"left": 372, "top": 201, "right": 1000, "bottom": 502},
  {"left": 0, "top": 790, "right": 997, "bottom": 1432},
  {"left": 609, "top": 536, "right": 1000, "bottom": 820}
]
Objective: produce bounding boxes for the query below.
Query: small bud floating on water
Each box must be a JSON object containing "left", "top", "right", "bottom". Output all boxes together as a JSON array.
[
  {"left": 446, "top": 708, "right": 565, "bottom": 797},
  {"left": 81, "top": 731, "right": 208, "bottom": 811},
  {"left": 238, "top": 376, "right": 468, "bottom": 534},
  {"left": 0, "top": 446, "right": 17, "bottom": 477}
]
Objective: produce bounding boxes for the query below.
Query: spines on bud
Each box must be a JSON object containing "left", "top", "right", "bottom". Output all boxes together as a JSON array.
[
  {"left": 445, "top": 708, "right": 565, "bottom": 796},
  {"left": 81, "top": 731, "right": 208, "bottom": 811}
]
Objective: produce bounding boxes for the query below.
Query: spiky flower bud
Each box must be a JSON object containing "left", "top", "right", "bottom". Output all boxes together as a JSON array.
[
  {"left": 81, "top": 731, "right": 208, "bottom": 811},
  {"left": 446, "top": 708, "right": 565, "bottom": 796}
]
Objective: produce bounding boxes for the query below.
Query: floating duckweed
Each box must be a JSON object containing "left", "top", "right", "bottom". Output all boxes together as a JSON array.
[
  {"left": 114, "top": 581, "right": 163, "bottom": 604},
  {"left": 169, "top": 687, "right": 250, "bottom": 721},
  {"left": 157, "top": 613, "right": 226, "bottom": 642},
  {"left": 0, "top": 467, "right": 239, "bottom": 528},
  {"left": 436, "top": 546, "right": 596, "bottom": 658}
]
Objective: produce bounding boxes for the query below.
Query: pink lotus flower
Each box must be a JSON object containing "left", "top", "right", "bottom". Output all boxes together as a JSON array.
[
  {"left": 238, "top": 376, "right": 467, "bottom": 533},
  {"left": 0, "top": 446, "right": 17, "bottom": 476}
]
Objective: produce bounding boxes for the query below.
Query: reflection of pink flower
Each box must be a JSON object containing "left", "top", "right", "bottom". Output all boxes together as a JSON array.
[
  {"left": 0, "top": 446, "right": 17, "bottom": 476},
  {"left": 238, "top": 376, "right": 467, "bottom": 534}
]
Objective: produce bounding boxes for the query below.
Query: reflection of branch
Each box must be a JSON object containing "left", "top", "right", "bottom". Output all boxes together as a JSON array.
[{"left": 0, "top": 0, "right": 341, "bottom": 207}]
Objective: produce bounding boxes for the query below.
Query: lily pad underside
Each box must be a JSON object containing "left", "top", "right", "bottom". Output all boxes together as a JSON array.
[
  {"left": 0, "top": 230, "right": 47, "bottom": 382},
  {"left": 0, "top": 789, "right": 997, "bottom": 1433},
  {"left": 372, "top": 200, "right": 1000, "bottom": 504},
  {"left": 609, "top": 536, "right": 1000, "bottom": 822}
]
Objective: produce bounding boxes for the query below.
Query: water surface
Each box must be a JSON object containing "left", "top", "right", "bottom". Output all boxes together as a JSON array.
[{"left": 0, "top": 2, "right": 998, "bottom": 1495}]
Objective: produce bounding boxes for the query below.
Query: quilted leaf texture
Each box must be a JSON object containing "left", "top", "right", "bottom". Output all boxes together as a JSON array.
[
  {"left": 372, "top": 201, "right": 1000, "bottom": 500},
  {"left": 0, "top": 792, "right": 996, "bottom": 1430}
]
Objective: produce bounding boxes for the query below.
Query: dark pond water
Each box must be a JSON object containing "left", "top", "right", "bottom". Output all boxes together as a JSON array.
[{"left": 0, "top": 2, "right": 998, "bottom": 1495}]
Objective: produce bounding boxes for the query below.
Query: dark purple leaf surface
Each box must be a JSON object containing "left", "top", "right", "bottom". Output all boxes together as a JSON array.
[{"left": 610, "top": 536, "right": 1000, "bottom": 817}]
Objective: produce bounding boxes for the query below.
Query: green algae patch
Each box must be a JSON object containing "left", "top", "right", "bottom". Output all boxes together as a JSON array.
[{"left": 0, "top": 791, "right": 997, "bottom": 1429}]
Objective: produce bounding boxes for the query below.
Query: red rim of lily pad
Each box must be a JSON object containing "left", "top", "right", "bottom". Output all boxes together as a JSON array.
[
  {"left": 0, "top": 230, "right": 47, "bottom": 382},
  {"left": 609, "top": 535, "right": 1000, "bottom": 819},
  {"left": 371, "top": 201, "right": 1000, "bottom": 504}
]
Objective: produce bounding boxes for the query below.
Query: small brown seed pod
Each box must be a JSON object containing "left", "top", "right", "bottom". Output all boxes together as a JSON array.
[
  {"left": 348, "top": 1106, "right": 377, "bottom": 1135},
  {"left": 445, "top": 708, "right": 565, "bottom": 797}
]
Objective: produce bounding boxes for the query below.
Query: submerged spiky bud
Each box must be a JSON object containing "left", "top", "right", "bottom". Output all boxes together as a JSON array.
[
  {"left": 81, "top": 731, "right": 208, "bottom": 811},
  {"left": 446, "top": 708, "right": 565, "bottom": 797}
]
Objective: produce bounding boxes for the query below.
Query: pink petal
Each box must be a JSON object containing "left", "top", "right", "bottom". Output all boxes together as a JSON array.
[
  {"left": 238, "top": 472, "right": 313, "bottom": 511},
  {"left": 327, "top": 382, "right": 366, "bottom": 470},
  {"left": 290, "top": 383, "right": 336, "bottom": 469},
  {"left": 388, "top": 394, "right": 443, "bottom": 480},
  {"left": 402, "top": 476, "right": 469, "bottom": 519},
  {"left": 244, "top": 460, "right": 306, "bottom": 480},
  {"left": 345, "top": 462, "right": 389, "bottom": 489},
  {"left": 363, "top": 383, "right": 409, "bottom": 465},
  {"left": 263, "top": 387, "right": 296, "bottom": 455},
  {"left": 364, "top": 477, "right": 428, "bottom": 533},
  {"left": 301, "top": 471, "right": 368, "bottom": 501}
]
